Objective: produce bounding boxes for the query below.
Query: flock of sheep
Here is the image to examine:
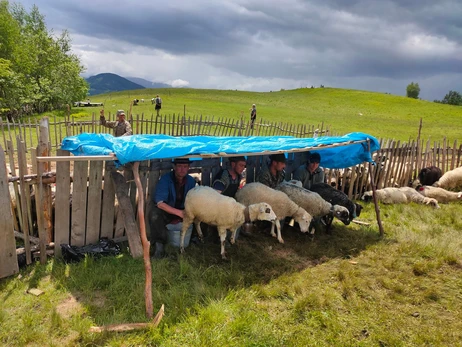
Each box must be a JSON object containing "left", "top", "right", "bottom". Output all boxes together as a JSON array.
[{"left": 179, "top": 164, "right": 462, "bottom": 259}]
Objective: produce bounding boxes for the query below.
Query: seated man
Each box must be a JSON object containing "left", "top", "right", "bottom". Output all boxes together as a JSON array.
[
  {"left": 100, "top": 109, "right": 132, "bottom": 137},
  {"left": 256, "top": 153, "right": 286, "bottom": 188},
  {"left": 212, "top": 156, "right": 246, "bottom": 198},
  {"left": 149, "top": 158, "right": 196, "bottom": 258},
  {"left": 293, "top": 152, "right": 325, "bottom": 190}
]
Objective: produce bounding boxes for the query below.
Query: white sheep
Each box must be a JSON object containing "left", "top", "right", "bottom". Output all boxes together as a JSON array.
[
  {"left": 276, "top": 181, "right": 350, "bottom": 232},
  {"left": 180, "top": 186, "right": 277, "bottom": 259},
  {"left": 235, "top": 182, "right": 313, "bottom": 244},
  {"left": 362, "top": 187, "right": 440, "bottom": 208},
  {"left": 432, "top": 166, "right": 462, "bottom": 190},
  {"left": 416, "top": 185, "right": 462, "bottom": 203}
]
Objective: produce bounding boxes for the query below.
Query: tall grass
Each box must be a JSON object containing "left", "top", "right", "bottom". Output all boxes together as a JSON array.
[{"left": 1, "top": 202, "right": 461, "bottom": 346}]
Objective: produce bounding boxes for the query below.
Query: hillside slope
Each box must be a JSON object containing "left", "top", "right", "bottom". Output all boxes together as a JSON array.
[
  {"left": 74, "top": 87, "right": 462, "bottom": 142},
  {"left": 86, "top": 73, "right": 145, "bottom": 96}
]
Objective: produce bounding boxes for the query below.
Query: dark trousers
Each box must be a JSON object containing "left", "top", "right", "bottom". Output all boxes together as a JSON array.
[{"left": 149, "top": 206, "right": 178, "bottom": 244}]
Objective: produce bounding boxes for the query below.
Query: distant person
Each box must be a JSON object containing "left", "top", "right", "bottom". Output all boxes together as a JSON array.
[
  {"left": 154, "top": 95, "right": 162, "bottom": 116},
  {"left": 212, "top": 156, "right": 247, "bottom": 198},
  {"left": 100, "top": 109, "right": 133, "bottom": 137},
  {"left": 249, "top": 104, "right": 257, "bottom": 130},
  {"left": 256, "top": 153, "right": 286, "bottom": 188},
  {"left": 293, "top": 152, "right": 325, "bottom": 190},
  {"left": 149, "top": 158, "right": 196, "bottom": 258}
]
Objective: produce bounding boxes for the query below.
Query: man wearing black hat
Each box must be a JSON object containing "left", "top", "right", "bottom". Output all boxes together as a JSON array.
[
  {"left": 212, "top": 156, "right": 247, "bottom": 198},
  {"left": 293, "top": 152, "right": 325, "bottom": 190},
  {"left": 149, "top": 157, "right": 196, "bottom": 258},
  {"left": 256, "top": 153, "right": 287, "bottom": 188}
]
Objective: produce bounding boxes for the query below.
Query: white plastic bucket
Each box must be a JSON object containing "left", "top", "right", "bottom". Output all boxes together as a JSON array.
[{"left": 167, "top": 223, "right": 193, "bottom": 248}]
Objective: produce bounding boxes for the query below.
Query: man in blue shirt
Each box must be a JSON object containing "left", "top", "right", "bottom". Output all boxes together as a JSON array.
[{"left": 149, "top": 158, "right": 196, "bottom": 258}]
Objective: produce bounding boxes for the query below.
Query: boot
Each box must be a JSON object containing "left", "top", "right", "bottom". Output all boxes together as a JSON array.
[{"left": 153, "top": 242, "right": 165, "bottom": 259}]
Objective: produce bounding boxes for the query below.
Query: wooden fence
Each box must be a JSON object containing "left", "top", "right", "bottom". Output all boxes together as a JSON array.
[
  {"left": 1, "top": 116, "right": 461, "bottom": 279},
  {"left": 0, "top": 113, "right": 331, "bottom": 153}
]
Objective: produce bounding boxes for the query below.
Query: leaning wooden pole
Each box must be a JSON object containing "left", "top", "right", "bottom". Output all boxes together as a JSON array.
[
  {"left": 367, "top": 140, "right": 385, "bottom": 236},
  {"left": 132, "top": 161, "right": 153, "bottom": 318}
]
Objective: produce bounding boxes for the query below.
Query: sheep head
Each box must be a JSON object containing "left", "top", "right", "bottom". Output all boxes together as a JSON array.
[
  {"left": 293, "top": 207, "right": 313, "bottom": 233},
  {"left": 330, "top": 205, "right": 350, "bottom": 225},
  {"left": 249, "top": 202, "right": 277, "bottom": 222}
]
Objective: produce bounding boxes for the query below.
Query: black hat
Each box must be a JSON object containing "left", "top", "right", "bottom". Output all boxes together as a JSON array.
[
  {"left": 173, "top": 158, "right": 191, "bottom": 165},
  {"left": 269, "top": 153, "right": 286, "bottom": 163},
  {"left": 229, "top": 156, "right": 246, "bottom": 163},
  {"left": 308, "top": 152, "right": 321, "bottom": 163}
]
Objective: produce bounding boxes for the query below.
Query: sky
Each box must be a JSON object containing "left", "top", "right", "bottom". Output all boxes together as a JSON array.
[{"left": 17, "top": 0, "right": 462, "bottom": 101}]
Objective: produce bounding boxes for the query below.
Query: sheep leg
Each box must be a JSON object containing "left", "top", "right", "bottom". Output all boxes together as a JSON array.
[
  {"left": 230, "top": 228, "right": 238, "bottom": 244},
  {"left": 272, "top": 220, "right": 284, "bottom": 244},
  {"left": 217, "top": 227, "right": 228, "bottom": 260},
  {"left": 180, "top": 220, "right": 192, "bottom": 254},
  {"left": 193, "top": 221, "right": 205, "bottom": 243}
]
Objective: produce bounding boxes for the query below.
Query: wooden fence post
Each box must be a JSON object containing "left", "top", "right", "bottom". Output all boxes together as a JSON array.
[{"left": 0, "top": 145, "right": 19, "bottom": 278}]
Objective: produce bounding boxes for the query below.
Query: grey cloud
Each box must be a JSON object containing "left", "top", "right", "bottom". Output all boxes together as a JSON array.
[{"left": 15, "top": 0, "right": 462, "bottom": 100}]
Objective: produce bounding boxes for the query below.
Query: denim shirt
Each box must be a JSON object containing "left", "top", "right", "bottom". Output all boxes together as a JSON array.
[{"left": 154, "top": 171, "right": 196, "bottom": 209}]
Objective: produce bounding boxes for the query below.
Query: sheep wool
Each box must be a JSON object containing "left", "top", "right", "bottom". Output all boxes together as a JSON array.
[
  {"left": 416, "top": 185, "right": 462, "bottom": 203},
  {"left": 276, "top": 182, "right": 350, "bottom": 224},
  {"left": 235, "top": 182, "right": 312, "bottom": 244},
  {"left": 180, "top": 186, "right": 277, "bottom": 259},
  {"left": 433, "top": 166, "right": 462, "bottom": 190},
  {"left": 362, "top": 187, "right": 440, "bottom": 208}
]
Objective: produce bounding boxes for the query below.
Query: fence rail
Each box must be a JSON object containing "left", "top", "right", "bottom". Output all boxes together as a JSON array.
[{"left": 1, "top": 113, "right": 331, "bottom": 153}]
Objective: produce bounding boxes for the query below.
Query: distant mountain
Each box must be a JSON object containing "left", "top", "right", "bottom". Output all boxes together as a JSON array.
[
  {"left": 125, "top": 77, "right": 171, "bottom": 89},
  {"left": 86, "top": 73, "right": 145, "bottom": 96}
]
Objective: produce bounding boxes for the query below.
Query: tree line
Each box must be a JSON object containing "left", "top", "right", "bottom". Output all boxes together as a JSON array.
[
  {"left": 406, "top": 82, "right": 462, "bottom": 106},
  {"left": 0, "top": 1, "right": 88, "bottom": 120}
]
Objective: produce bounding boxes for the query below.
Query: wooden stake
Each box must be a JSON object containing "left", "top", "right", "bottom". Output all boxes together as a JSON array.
[{"left": 132, "top": 161, "right": 153, "bottom": 318}]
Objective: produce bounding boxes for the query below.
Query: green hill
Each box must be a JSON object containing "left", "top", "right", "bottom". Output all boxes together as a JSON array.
[
  {"left": 81, "top": 87, "right": 461, "bottom": 142},
  {"left": 86, "top": 73, "right": 145, "bottom": 96}
]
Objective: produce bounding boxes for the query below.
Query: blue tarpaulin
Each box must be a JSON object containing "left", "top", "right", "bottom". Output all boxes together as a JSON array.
[{"left": 60, "top": 132, "right": 380, "bottom": 169}]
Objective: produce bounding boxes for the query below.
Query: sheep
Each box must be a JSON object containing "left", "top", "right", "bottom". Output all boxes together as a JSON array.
[
  {"left": 432, "top": 166, "right": 462, "bottom": 190},
  {"left": 180, "top": 186, "right": 277, "bottom": 259},
  {"left": 361, "top": 187, "right": 440, "bottom": 208},
  {"left": 309, "top": 182, "right": 363, "bottom": 231},
  {"left": 415, "top": 185, "right": 462, "bottom": 203},
  {"left": 275, "top": 181, "right": 350, "bottom": 233},
  {"left": 235, "top": 182, "right": 313, "bottom": 244},
  {"left": 417, "top": 166, "right": 442, "bottom": 186}
]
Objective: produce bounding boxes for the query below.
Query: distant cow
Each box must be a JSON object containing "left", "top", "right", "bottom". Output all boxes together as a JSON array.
[{"left": 416, "top": 166, "right": 442, "bottom": 186}]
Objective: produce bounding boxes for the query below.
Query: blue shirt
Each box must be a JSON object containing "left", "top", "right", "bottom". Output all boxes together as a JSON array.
[{"left": 154, "top": 171, "right": 196, "bottom": 209}]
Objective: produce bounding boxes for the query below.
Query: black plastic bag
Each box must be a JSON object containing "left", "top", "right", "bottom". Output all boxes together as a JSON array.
[{"left": 61, "top": 238, "right": 121, "bottom": 262}]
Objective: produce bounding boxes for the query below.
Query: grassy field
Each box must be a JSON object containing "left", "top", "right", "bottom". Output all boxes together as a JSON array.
[
  {"left": 1, "top": 202, "right": 462, "bottom": 346},
  {"left": 72, "top": 87, "right": 462, "bottom": 142},
  {"left": 1, "top": 87, "right": 462, "bottom": 346}
]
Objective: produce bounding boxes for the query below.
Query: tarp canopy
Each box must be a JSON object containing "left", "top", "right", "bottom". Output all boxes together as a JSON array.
[{"left": 60, "top": 132, "right": 380, "bottom": 169}]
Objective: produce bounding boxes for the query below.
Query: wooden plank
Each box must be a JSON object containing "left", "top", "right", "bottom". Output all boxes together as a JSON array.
[
  {"left": 54, "top": 149, "right": 71, "bottom": 257},
  {"left": 7, "top": 140, "right": 24, "bottom": 233},
  {"left": 0, "top": 146, "right": 19, "bottom": 279},
  {"left": 85, "top": 160, "right": 103, "bottom": 245},
  {"left": 100, "top": 161, "right": 116, "bottom": 239},
  {"left": 17, "top": 138, "right": 32, "bottom": 264},
  {"left": 450, "top": 140, "right": 457, "bottom": 170},
  {"left": 35, "top": 118, "right": 50, "bottom": 264},
  {"left": 71, "top": 160, "right": 88, "bottom": 246},
  {"left": 111, "top": 171, "right": 143, "bottom": 258},
  {"left": 442, "top": 138, "right": 447, "bottom": 173}
]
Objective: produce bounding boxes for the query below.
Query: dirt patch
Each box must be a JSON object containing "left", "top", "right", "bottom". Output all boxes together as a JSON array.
[{"left": 56, "top": 294, "right": 85, "bottom": 319}]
